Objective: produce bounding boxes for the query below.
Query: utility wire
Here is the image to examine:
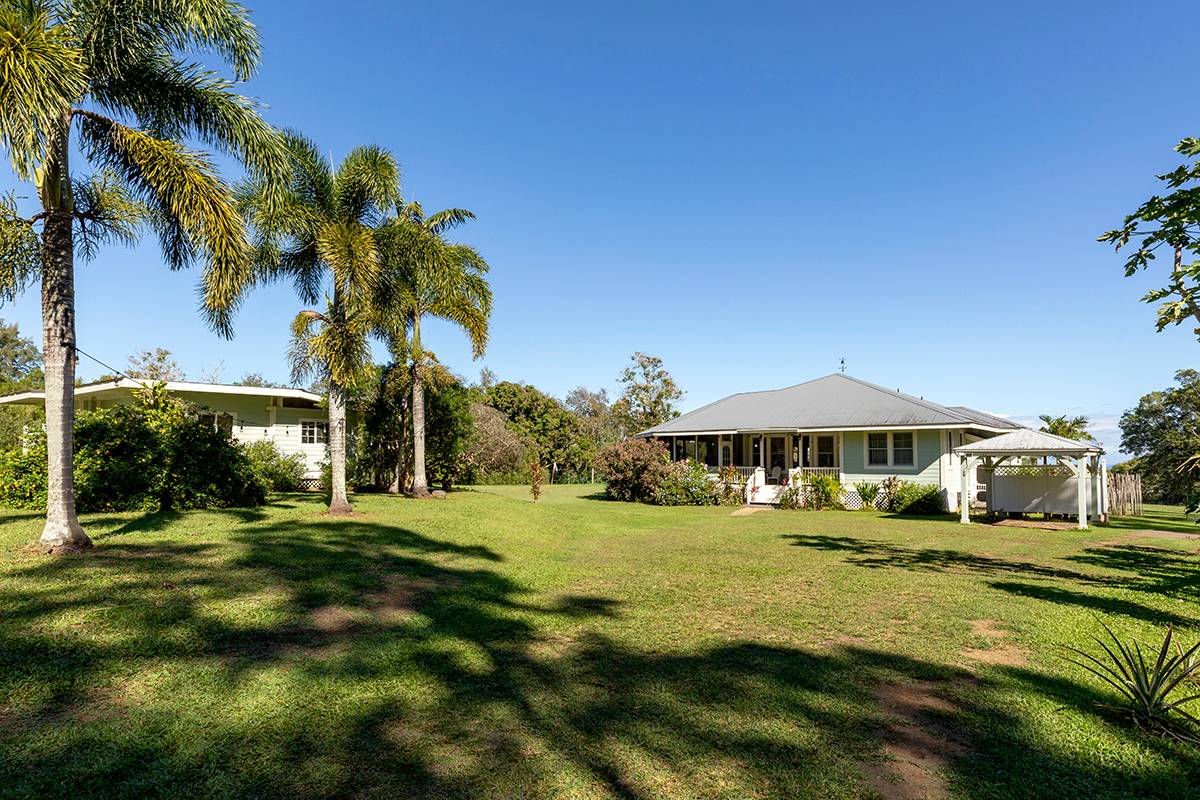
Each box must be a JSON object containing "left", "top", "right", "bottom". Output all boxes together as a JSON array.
[{"left": 73, "top": 346, "right": 152, "bottom": 390}]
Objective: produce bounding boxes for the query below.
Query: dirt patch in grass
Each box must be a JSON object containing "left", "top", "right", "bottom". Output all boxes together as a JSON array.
[
  {"left": 1120, "top": 530, "right": 1200, "bottom": 541},
  {"left": 991, "top": 518, "right": 1078, "bottom": 531},
  {"left": 962, "top": 619, "right": 1027, "bottom": 667},
  {"left": 860, "top": 680, "right": 971, "bottom": 800},
  {"left": 730, "top": 506, "right": 771, "bottom": 517}
]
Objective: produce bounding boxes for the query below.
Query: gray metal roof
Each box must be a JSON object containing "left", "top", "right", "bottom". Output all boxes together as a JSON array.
[
  {"left": 638, "top": 374, "right": 1024, "bottom": 436},
  {"left": 954, "top": 428, "right": 1102, "bottom": 455}
]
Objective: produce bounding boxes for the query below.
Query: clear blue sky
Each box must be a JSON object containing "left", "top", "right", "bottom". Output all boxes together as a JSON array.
[{"left": 2, "top": 0, "right": 1197, "bottom": 457}]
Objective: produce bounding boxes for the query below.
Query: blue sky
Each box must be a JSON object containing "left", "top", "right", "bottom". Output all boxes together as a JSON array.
[{"left": 2, "top": 0, "right": 1198, "bottom": 457}]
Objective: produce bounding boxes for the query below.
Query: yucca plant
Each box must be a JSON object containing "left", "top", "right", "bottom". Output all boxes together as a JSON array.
[{"left": 1063, "top": 620, "right": 1200, "bottom": 741}]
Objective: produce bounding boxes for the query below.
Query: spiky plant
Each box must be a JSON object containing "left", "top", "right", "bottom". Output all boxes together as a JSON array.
[
  {"left": 375, "top": 202, "right": 491, "bottom": 497},
  {"left": 1064, "top": 620, "right": 1200, "bottom": 742},
  {"left": 0, "top": 0, "right": 286, "bottom": 550},
  {"left": 240, "top": 133, "right": 400, "bottom": 514}
]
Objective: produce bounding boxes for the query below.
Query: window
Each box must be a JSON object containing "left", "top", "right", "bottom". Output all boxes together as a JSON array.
[
  {"left": 867, "top": 433, "right": 889, "bottom": 465},
  {"left": 817, "top": 435, "right": 835, "bottom": 467},
  {"left": 301, "top": 420, "right": 328, "bottom": 445},
  {"left": 892, "top": 432, "right": 914, "bottom": 466},
  {"left": 197, "top": 411, "right": 234, "bottom": 438}
]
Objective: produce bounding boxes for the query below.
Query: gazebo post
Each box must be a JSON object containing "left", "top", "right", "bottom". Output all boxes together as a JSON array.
[
  {"left": 960, "top": 456, "right": 973, "bottom": 524},
  {"left": 1076, "top": 455, "right": 1088, "bottom": 529}
]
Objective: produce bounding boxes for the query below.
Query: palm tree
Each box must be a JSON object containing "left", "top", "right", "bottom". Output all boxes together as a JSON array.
[
  {"left": 377, "top": 202, "right": 491, "bottom": 496},
  {"left": 240, "top": 134, "right": 400, "bottom": 514},
  {"left": 1039, "top": 414, "right": 1094, "bottom": 442},
  {"left": 0, "top": 1, "right": 285, "bottom": 550}
]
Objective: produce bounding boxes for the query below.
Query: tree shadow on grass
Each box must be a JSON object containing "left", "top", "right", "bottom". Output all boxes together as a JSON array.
[{"left": 0, "top": 518, "right": 1197, "bottom": 798}]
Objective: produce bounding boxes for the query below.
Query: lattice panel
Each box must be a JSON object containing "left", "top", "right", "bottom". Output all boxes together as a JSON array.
[{"left": 990, "top": 465, "right": 1073, "bottom": 478}]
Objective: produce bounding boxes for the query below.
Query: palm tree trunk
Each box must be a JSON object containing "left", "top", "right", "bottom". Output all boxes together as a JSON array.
[
  {"left": 37, "top": 119, "right": 90, "bottom": 552},
  {"left": 327, "top": 380, "right": 352, "bottom": 514},
  {"left": 410, "top": 314, "right": 429, "bottom": 496}
]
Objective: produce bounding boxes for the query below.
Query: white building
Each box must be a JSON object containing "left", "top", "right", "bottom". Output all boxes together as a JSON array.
[{"left": 0, "top": 380, "right": 330, "bottom": 478}]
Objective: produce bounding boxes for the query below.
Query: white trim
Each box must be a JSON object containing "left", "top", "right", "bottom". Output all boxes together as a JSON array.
[
  {"left": 641, "top": 422, "right": 1015, "bottom": 437},
  {"left": 299, "top": 417, "right": 330, "bottom": 446},
  {"left": 0, "top": 379, "right": 321, "bottom": 406}
]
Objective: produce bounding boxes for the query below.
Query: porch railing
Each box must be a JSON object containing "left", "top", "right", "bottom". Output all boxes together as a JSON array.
[{"left": 790, "top": 467, "right": 841, "bottom": 481}]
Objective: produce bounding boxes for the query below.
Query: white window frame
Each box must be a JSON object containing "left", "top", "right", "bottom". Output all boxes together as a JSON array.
[
  {"left": 197, "top": 410, "right": 238, "bottom": 437},
  {"left": 300, "top": 418, "right": 329, "bottom": 446},
  {"left": 862, "top": 431, "right": 919, "bottom": 470}
]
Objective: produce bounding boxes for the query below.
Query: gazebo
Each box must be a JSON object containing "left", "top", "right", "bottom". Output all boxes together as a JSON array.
[{"left": 953, "top": 430, "right": 1107, "bottom": 528}]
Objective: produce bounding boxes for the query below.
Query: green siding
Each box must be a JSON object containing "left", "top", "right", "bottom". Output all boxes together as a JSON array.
[{"left": 841, "top": 429, "right": 942, "bottom": 487}]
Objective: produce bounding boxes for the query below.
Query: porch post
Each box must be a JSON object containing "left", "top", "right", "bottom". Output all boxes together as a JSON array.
[
  {"left": 717, "top": 437, "right": 724, "bottom": 468},
  {"left": 960, "top": 455, "right": 972, "bottom": 524},
  {"left": 1076, "top": 455, "right": 1088, "bottom": 529}
]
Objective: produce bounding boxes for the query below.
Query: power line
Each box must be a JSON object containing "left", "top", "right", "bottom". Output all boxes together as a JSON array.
[{"left": 73, "top": 346, "right": 152, "bottom": 390}]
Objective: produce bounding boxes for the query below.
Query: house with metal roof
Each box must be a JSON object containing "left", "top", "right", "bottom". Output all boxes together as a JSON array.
[
  {"left": 637, "top": 373, "right": 1024, "bottom": 508},
  {"left": 0, "top": 379, "right": 329, "bottom": 479}
]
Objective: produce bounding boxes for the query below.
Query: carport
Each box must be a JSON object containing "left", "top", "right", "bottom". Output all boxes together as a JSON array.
[{"left": 953, "top": 430, "right": 1107, "bottom": 529}]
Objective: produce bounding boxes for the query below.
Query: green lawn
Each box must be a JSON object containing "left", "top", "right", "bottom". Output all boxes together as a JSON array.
[
  {"left": 1, "top": 486, "right": 1197, "bottom": 799},
  {"left": 1105, "top": 502, "right": 1199, "bottom": 535}
]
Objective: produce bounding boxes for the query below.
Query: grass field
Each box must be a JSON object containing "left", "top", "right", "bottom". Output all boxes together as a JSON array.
[{"left": 1, "top": 485, "right": 1197, "bottom": 799}]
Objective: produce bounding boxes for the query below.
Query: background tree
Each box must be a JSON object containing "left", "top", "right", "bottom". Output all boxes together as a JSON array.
[
  {"left": 1038, "top": 414, "right": 1094, "bottom": 442},
  {"left": 612, "top": 352, "right": 683, "bottom": 435},
  {"left": 1118, "top": 370, "right": 1200, "bottom": 504},
  {"left": 1100, "top": 137, "right": 1200, "bottom": 338},
  {"left": 241, "top": 134, "right": 400, "bottom": 514},
  {"left": 234, "top": 372, "right": 284, "bottom": 388},
  {"left": 0, "top": 318, "right": 42, "bottom": 450},
  {"left": 566, "top": 385, "right": 621, "bottom": 476},
  {"left": 126, "top": 348, "right": 184, "bottom": 381},
  {"left": 377, "top": 201, "right": 491, "bottom": 496},
  {"left": 485, "top": 381, "right": 588, "bottom": 480},
  {"left": 0, "top": 0, "right": 286, "bottom": 550},
  {"left": 462, "top": 403, "right": 531, "bottom": 484}
]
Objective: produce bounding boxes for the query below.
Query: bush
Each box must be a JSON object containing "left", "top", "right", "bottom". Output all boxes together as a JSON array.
[
  {"left": 890, "top": 481, "right": 944, "bottom": 514},
  {"left": 654, "top": 458, "right": 719, "bottom": 506},
  {"left": 530, "top": 460, "right": 543, "bottom": 502},
  {"left": 776, "top": 480, "right": 804, "bottom": 510},
  {"left": 242, "top": 440, "right": 307, "bottom": 492},
  {"left": 853, "top": 480, "right": 881, "bottom": 510},
  {"left": 805, "top": 472, "right": 844, "bottom": 510},
  {"left": 0, "top": 390, "right": 267, "bottom": 512},
  {"left": 594, "top": 438, "right": 670, "bottom": 503},
  {"left": 715, "top": 465, "right": 746, "bottom": 506}
]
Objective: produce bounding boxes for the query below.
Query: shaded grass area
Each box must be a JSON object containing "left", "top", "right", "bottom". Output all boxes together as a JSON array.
[{"left": 0, "top": 486, "right": 1197, "bottom": 799}]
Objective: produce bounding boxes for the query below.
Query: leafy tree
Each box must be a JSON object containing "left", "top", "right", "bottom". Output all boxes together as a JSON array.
[
  {"left": 566, "top": 385, "right": 621, "bottom": 470},
  {"left": 1119, "top": 370, "right": 1200, "bottom": 504},
  {"left": 0, "top": 0, "right": 286, "bottom": 550},
  {"left": 126, "top": 347, "right": 184, "bottom": 381},
  {"left": 424, "top": 382, "right": 473, "bottom": 491},
  {"left": 613, "top": 352, "right": 683, "bottom": 435},
  {"left": 485, "top": 381, "right": 588, "bottom": 478},
  {"left": 463, "top": 403, "right": 530, "bottom": 483},
  {"left": 0, "top": 318, "right": 43, "bottom": 450},
  {"left": 376, "top": 202, "right": 491, "bottom": 496},
  {"left": 1099, "top": 138, "right": 1200, "bottom": 338},
  {"left": 1038, "top": 414, "right": 1094, "bottom": 442},
  {"left": 240, "top": 134, "right": 400, "bottom": 514},
  {"left": 234, "top": 371, "right": 284, "bottom": 388}
]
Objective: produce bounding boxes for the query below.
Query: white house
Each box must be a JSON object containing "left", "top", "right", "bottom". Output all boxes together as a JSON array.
[
  {"left": 0, "top": 379, "right": 330, "bottom": 478},
  {"left": 636, "top": 373, "right": 1026, "bottom": 510}
]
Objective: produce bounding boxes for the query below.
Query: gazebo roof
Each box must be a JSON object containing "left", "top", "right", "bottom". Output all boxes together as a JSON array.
[{"left": 953, "top": 428, "right": 1102, "bottom": 456}]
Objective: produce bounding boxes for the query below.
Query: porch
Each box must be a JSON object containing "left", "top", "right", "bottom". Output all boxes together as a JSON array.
[{"left": 661, "top": 431, "right": 843, "bottom": 493}]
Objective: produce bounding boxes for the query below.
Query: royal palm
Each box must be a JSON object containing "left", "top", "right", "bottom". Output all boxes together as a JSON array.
[
  {"left": 0, "top": 0, "right": 285, "bottom": 549},
  {"left": 240, "top": 134, "right": 399, "bottom": 513},
  {"left": 377, "top": 202, "right": 491, "bottom": 496}
]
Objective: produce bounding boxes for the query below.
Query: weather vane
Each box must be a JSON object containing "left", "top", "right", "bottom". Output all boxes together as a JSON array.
[{"left": 839, "top": 358, "right": 846, "bottom": 374}]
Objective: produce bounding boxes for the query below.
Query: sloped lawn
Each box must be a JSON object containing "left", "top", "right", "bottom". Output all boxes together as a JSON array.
[{"left": 0, "top": 485, "right": 1197, "bottom": 799}]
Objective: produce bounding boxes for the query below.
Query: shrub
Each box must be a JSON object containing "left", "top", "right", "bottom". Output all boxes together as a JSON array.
[
  {"left": 653, "top": 458, "right": 719, "bottom": 506},
  {"left": 853, "top": 480, "right": 881, "bottom": 510},
  {"left": 594, "top": 438, "right": 670, "bottom": 503},
  {"left": 805, "top": 472, "right": 844, "bottom": 510},
  {"left": 1064, "top": 620, "right": 1200, "bottom": 742},
  {"left": 877, "top": 476, "right": 903, "bottom": 511},
  {"left": 530, "top": 460, "right": 543, "bottom": 502},
  {"left": 0, "top": 392, "right": 267, "bottom": 512},
  {"left": 776, "top": 481, "right": 804, "bottom": 510},
  {"left": 243, "top": 440, "right": 307, "bottom": 492},
  {"left": 890, "top": 482, "right": 944, "bottom": 514},
  {"left": 716, "top": 465, "right": 745, "bottom": 506}
]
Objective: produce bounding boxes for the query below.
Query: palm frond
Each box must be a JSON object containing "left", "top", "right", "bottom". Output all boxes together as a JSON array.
[
  {"left": 71, "top": 169, "right": 148, "bottom": 259},
  {"left": 75, "top": 109, "right": 250, "bottom": 335},
  {"left": 334, "top": 144, "right": 400, "bottom": 223},
  {"left": 0, "top": 190, "right": 40, "bottom": 301},
  {"left": 0, "top": 1, "right": 86, "bottom": 179},
  {"left": 92, "top": 54, "right": 288, "bottom": 188},
  {"left": 427, "top": 207, "right": 474, "bottom": 236}
]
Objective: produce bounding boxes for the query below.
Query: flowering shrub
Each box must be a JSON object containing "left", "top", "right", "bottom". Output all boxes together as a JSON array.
[
  {"left": 594, "top": 438, "right": 671, "bottom": 503},
  {"left": 654, "top": 458, "right": 720, "bottom": 506}
]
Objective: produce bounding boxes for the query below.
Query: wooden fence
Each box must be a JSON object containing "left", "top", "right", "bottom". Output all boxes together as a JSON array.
[{"left": 1107, "top": 472, "right": 1142, "bottom": 517}]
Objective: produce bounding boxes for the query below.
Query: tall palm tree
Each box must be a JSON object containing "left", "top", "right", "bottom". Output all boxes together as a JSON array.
[
  {"left": 0, "top": 1, "right": 285, "bottom": 550},
  {"left": 1038, "top": 414, "right": 1095, "bottom": 443},
  {"left": 240, "top": 134, "right": 399, "bottom": 514},
  {"left": 377, "top": 202, "right": 491, "bottom": 496}
]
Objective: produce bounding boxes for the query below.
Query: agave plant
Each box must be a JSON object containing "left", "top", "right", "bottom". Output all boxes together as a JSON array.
[{"left": 1063, "top": 620, "right": 1200, "bottom": 741}]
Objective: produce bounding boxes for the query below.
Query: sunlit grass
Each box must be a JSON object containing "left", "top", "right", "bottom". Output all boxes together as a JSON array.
[{"left": 0, "top": 486, "right": 1197, "bottom": 799}]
